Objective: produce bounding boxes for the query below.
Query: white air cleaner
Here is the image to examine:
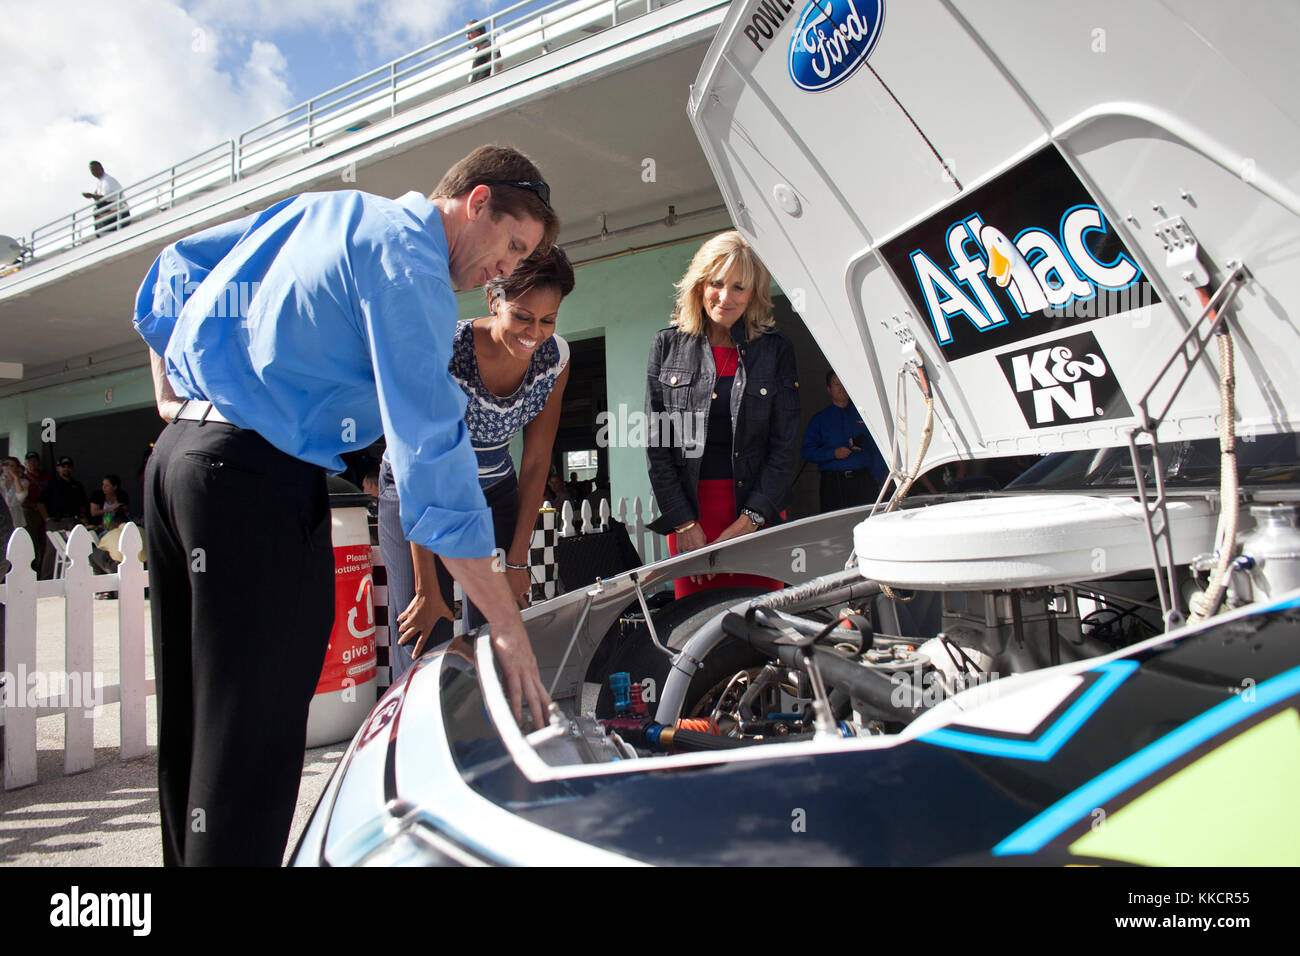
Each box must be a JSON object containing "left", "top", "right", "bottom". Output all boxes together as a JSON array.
[{"left": 853, "top": 495, "right": 1218, "bottom": 589}]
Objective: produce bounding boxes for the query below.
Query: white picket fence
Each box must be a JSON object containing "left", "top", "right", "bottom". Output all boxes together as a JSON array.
[
  {"left": 0, "top": 495, "right": 663, "bottom": 789},
  {"left": 0, "top": 524, "right": 150, "bottom": 791}
]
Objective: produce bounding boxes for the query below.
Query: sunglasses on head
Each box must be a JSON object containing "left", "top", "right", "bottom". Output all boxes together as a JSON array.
[{"left": 480, "top": 179, "right": 551, "bottom": 209}]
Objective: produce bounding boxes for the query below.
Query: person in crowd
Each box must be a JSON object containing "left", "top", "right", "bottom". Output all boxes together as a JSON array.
[
  {"left": 565, "top": 469, "right": 591, "bottom": 503},
  {"left": 42, "top": 456, "right": 90, "bottom": 528},
  {"left": 361, "top": 470, "right": 380, "bottom": 498},
  {"left": 1, "top": 457, "right": 30, "bottom": 538},
  {"left": 546, "top": 466, "right": 573, "bottom": 510},
  {"left": 89, "top": 473, "right": 130, "bottom": 528},
  {"left": 801, "top": 370, "right": 889, "bottom": 511},
  {"left": 361, "top": 469, "right": 380, "bottom": 544},
  {"left": 133, "top": 143, "right": 558, "bottom": 866},
  {"left": 20, "top": 453, "right": 49, "bottom": 569},
  {"left": 466, "top": 20, "right": 499, "bottom": 83},
  {"left": 0, "top": 477, "right": 12, "bottom": 547},
  {"left": 645, "top": 230, "right": 800, "bottom": 599},
  {"left": 83, "top": 161, "right": 130, "bottom": 234},
  {"left": 379, "top": 244, "right": 575, "bottom": 680},
  {"left": 24, "top": 452, "right": 51, "bottom": 498}
]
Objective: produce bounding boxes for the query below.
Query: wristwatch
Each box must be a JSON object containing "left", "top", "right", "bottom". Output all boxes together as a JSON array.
[{"left": 741, "top": 508, "right": 766, "bottom": 528}]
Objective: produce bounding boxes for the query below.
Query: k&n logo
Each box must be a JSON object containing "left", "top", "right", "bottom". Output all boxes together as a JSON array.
[{"left": 996, "top": 331, "right": 1132, "bottom": 429}]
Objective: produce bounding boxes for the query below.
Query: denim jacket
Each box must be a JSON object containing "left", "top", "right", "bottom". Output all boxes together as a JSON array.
[{"left": 644, "top": 323, "right": 800, "bottom": 533}]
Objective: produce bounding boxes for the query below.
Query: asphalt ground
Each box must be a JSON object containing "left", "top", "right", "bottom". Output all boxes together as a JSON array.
[{"left": 0, "top": 596, "right": 345, "bottom": 866}]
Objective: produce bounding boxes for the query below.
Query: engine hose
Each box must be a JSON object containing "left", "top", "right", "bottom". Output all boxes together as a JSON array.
[
  {"left": 722, "top": 612, "right": 932, "bottom": 718},
  {"left": 887, "top": 389, "right": 934, "bottom": 511},
  {"left": 661, "top": 727, "right": 761, "bottom": 751},
  {"left": 829, "top": 687, "right": 853, "bottom": 721},
  {"left": 1189, "top": 290, "right": 1239, "bottom": 624},
  {"left": 676, "top": 718, "right": 718, "bottom": 734},
  {"left": 881, "top": 366, "right": 935, "bottom": 603},
  {"left": 751, "top": 568, "right": 872, "bottom": 611}
]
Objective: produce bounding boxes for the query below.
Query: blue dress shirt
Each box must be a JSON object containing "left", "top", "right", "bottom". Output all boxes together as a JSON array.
[
  {"left": 800, "top": 402, "right": 888, "bottom": 481},
  {"left": 132, "top": 190, "right": 495, "bottom": 559}
]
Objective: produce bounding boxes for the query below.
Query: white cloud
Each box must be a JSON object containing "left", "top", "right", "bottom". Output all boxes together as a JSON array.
[
  {"left": 0, "top": 0, "right": 295, "bottom": 238},
  {"left": 187, "top": 0, "right": 466, "bottom": 67}
]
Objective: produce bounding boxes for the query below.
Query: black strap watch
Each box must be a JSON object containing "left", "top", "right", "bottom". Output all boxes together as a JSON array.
[{"left": 742, "top": 508, "right": 766, "bottom": 528}]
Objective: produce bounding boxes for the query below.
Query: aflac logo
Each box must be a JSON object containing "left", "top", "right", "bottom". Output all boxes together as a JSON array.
[{"left": 788, "top": 0, "right": 885, "bottom": 92}]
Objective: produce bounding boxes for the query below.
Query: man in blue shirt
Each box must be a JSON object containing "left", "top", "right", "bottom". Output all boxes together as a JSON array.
[
  {"left": 801, "top": 371, "right": 889, "bottom": 511},
  {"left": 134, "top": 145, "right": 559, "bottom": 866}
]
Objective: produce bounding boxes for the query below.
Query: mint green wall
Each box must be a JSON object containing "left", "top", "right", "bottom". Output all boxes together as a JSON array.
[
  {"left": 3, "top": 237, "right": 718, "bottom": 512},
  {"left": 0, "top": 365, "right": 156, "bottom": 459},
  {"left": 455, "top": 238, "right": 707, "bottom": 510}
]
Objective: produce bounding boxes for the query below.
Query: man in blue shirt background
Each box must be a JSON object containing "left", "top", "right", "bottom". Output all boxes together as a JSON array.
[
  {"left": 134, "top": 145, "right": 558, "bottom": 866},
  {"left": 801, "top": 371, "right": 890, "bottom": 512}
]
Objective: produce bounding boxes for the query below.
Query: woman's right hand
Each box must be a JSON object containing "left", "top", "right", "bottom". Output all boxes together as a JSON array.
[
  {"left": 397, "top": 588, "right": 455, "bottom": 659},
  {"left": 675, "top": 522, "right": 708, "bottom": 553}
]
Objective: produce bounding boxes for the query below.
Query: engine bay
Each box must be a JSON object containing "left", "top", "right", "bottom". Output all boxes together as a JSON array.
[{"left": 513, "top": 487, "right": 1300, "bottom": 771}]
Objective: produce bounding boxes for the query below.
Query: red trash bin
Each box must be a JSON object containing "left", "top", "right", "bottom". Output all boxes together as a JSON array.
[{"left": 306, "top": 477, "right": 378, "bottom": 747}]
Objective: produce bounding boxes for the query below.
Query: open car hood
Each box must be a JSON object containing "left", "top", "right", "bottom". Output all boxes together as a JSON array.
[{"left": 688, "top": 0, "right": 1300, "bottom": 472}]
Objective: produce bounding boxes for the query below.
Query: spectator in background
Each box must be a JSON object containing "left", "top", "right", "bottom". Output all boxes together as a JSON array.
[
  {"left": 83, "top": 161, "right": 131, "bottom": 235},
  {"left": 0, "top": 477, "right": 12, "bottom": 547},
  {"left": 801, "top": 371, "right": 889, "bottom": 511},
  {"left": 24, "top": 452, "right": 50, "bottom": 498},
  {"left": 566, "top": 470, "right": 590, "bottom": 502},
  {"left": 1, "top": 457, "right": 30, "bottom": 537},
  {"left": 466, "top": 20, "right": 499, "bottom": 83},
  {"left": 361, "top": 469, "right": 380, "bottom": 543},
  {"left": 21, "top": 453, "right": 49, "bottom": 569},
  {"left": 89, "top": 474, "right": 130, "bottom": 529},
  {"left": 42, "top": 456, "right": 89, "bottom": 528},
  {"left": 546, "top": 466, "right": 573, "bottom": 510}
]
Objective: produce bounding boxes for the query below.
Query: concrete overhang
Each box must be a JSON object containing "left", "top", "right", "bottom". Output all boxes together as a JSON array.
[{"left": 0, "top": 0, "right": 730, "bottom": 396}]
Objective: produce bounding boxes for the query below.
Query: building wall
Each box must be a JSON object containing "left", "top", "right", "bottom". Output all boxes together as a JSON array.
[
  {"left": 3, "top": 236, "right": 840, "bottom": 526},
  {"left": 0, "top": 366, "right": 157, "bottom": 466}
]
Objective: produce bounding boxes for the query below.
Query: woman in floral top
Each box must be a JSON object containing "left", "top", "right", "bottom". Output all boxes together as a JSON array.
[{"left": 378, "top": 245, "right": 575, "bottom": 679}]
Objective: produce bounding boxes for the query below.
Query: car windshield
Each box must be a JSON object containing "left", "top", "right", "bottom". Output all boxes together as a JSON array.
[{"left": 1007, "top": 433, "right": 1300, "bottom": 490}]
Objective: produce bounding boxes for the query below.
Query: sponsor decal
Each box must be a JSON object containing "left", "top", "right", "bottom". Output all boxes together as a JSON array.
[
  {"left": 880, "top": 148, "right": 1160, "bottom": 361},
  {"left": 742, "top": 0, "right": 799, "bottom": 52},
  {"left": 995, "top": 331, "right": 1132, "bottom": 429},
  {"left": 787, "top": 0, "right": 885, "bottom": 91}
]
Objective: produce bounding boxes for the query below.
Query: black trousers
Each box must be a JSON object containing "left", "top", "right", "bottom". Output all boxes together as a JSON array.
[
  {"left": 145, "top": 419, "right": 332, "bottom": 866},
  {"left": 377, "top": 461, "right": 518, "bottom": 682},
  {"left": 819, "top": 468, "right": 878, "bottom": 512}
]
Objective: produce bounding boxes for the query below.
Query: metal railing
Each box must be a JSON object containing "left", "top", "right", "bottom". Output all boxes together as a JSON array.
[{"left": 10, "top": 0, "right": 667, "bottom": 269}]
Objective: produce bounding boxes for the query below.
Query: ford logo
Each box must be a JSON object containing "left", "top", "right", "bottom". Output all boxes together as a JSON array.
[{"left": 788, "top": 0, "right": 885, "bottom": 92}]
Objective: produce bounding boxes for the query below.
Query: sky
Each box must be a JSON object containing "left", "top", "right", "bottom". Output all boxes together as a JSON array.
[{"left": 0, "top": 0, "right": 528, "bottom": 239}]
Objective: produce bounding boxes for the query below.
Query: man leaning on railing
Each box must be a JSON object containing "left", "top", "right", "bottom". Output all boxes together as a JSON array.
[{"left": 82, "top": 160, "right": 131, "bottom": 235}]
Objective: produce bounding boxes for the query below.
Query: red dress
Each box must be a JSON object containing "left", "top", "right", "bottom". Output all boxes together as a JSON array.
[{"left": 667, "top": 346, "right": 785, "bottom": 599}]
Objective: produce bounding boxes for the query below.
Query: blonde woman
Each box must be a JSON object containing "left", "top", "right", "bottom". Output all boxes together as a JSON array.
[{"left": 645, "top": 231, "right": 800, "bottom": 598}]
